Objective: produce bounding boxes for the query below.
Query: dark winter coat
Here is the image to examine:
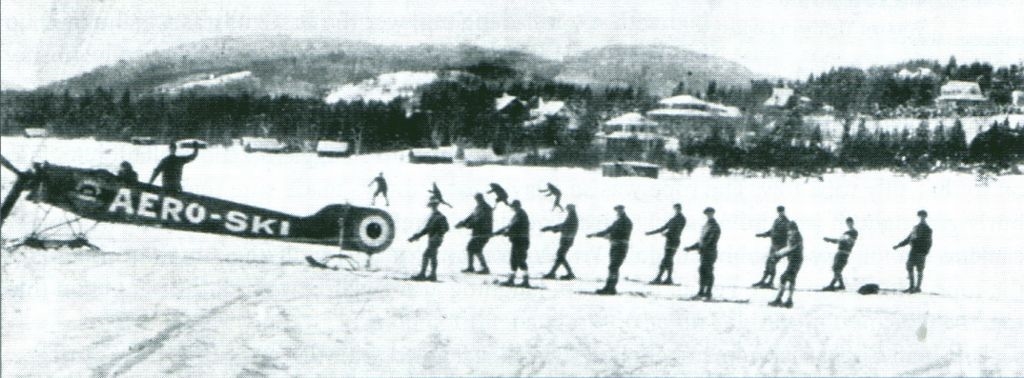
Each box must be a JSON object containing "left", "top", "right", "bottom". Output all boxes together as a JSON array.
[
  {"left": 650, "top": 213, "right": 686, "bottom": 245},
  {"left": 896, "top": 222, "right": 932, "bottom": 254},
  {"left": 687, "top": 218, "right": 721, "bottom": 254},
  {"left": 149, "top": 150, "right": 198, "bottom": 189},
  {"left": 595, "top": 214, "right": 633, "bottom": 242},
  {"left": 459, "top": 202, "right": 494, "bottom": 236},
  {"left": 758, "top": 215, "right": 790, "bottom": 247},
  {"left": 413, "top": 211, "right": 449, "bottom": 243},
  {"left": 544, "top": 210, "right": 578, "bottom": 241},
  {"left": 498, "top": 207, "right": 530, "bottom": 241}
]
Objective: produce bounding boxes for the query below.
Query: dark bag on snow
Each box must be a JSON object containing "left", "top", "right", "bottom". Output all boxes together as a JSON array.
[{"left": 858, "top": 283, "right": 880, "bottom": 295}]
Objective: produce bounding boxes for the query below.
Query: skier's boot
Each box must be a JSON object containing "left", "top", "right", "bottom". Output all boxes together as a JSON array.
[
  {"left": 411, "top": 273, "right": 427, "bottom": 281},
  {"left": 663, "top": 278, "right": 674, "bottom": 285},
  {"left": 560, "top": 273, "right": 576, "bottom": 281},
  {"left": 475, "top": 268, "right": 490, "bottom": 275},
  {"left": 426, "top": 273, "right": 437, "bottom": 282},
  {"left": 501, "top": 276, "right": 516, "bottom": 286},
  {"left": 910, "top": 287, "right": 921, "bottom": 294},
  {"left": 461, "top": 267, "right": 475, "bottom": 273},
  {"left": 649, "top": 278, "right": 663, "bottom": 285},
  {"left": 595, "top": 287, "right": 617, "bottom": 295},
  {"left": 821, "top": 285, "right": 836, "bottom": 291},
  {"left": 542, "top": 272, "right": 557, "bottom": 280},
  {"left": 784, "top": 299, "right": 794, "bottom": 308},
  {"left": 752, "top": 280, "right": 766, "bottom": 288},
  {"left": 768, "top": 299, "right": 784, "bottom": 307},
  {"left": 519, "top": 276, "right": 531, "bottom": 288},
  {"left": 835, "top": 284, "right": 846, "bottom": 291}
]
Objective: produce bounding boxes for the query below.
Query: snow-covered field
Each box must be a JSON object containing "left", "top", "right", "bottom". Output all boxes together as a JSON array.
[{"left": 2, "top": 136, "right": 1023, "bottom": 376}]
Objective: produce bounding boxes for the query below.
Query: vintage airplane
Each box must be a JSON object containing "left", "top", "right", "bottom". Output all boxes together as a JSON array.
[{"left": 0, "top": 154, "right": 395, "bottom": 259}]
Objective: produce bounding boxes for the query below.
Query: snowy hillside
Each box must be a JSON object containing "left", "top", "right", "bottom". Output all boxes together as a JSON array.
[
  {"left": 324, "top": 71, "right": 440, "bottom": 104},
  {"left": 2, "top": 136, "right": 1023, "bottom": 376}
]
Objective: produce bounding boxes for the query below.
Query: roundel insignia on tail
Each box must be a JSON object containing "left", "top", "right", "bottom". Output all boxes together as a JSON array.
[{"left": 340, "top": 206, "right": 395, "bottom": 254}]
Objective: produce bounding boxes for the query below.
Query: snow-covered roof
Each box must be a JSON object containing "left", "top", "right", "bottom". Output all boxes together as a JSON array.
[
  {"left": 646, "top": 108, "right": 714, "bottom": 118},
  {"left": 936, "top": 80, "right": 987, "bottom": 102},
  {"left": 532, "top": 98, "right": 566, "bottom": 117},
  {"left": 495, "top": 93, "right": 523, "bottom": 111},
  {"left": 706, "top": 103, "right": 742, "bottom": 118},
  {"left": 763, "top": 87, "right": 794, "bottom": 107},
  {"left": 602, "top": 131, "right": 663, "bottom": 141},
  {"left": 658, "top": 95, "right": 708, "bottom": 107},
  {"left": 605, "top": 112, "right": 658, "bottom": 126}
]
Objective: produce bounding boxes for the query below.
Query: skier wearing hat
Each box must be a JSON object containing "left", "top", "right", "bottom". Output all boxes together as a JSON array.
[
  {"left": 769, "top": 220, "right": 803, "bottom": 308},
  {"left": 893, "top": 210, "right": 932, "bottom": 293},
  {"left": 822, "top": 217, "right": 858, "bottom": 291},
  {"left": 541, "top": 203, "right": 579, "bottom": 280},
  {"left": 408, "top": 199, "right": 449, "bottom": 281},
  {"left": 455, "top": 193, "right": 493, "bottom": 274},
  {"left": 494, "top": 200, "right": 531, "bottom": 287},
  {"left": 587, "top": 205, "right": 633, "bottom": 295},
  {"left": 646, "top": 203, "right": 687, "bottom": 285},
  {"left": 685, "top": 207, "right": 721, "bottom": 300},
  {"left": 753, "top": 205, "right": 790, "bottom": 289}
]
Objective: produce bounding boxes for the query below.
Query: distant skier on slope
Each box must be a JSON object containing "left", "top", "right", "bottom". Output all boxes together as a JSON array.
[
  {"left": 587, "top": 205, "right": 633, "bottom": 295},
  {"left": 540, "top": 204, "right": 578, "bottom": 280},
  {"left": 369, "top": 172, "right": 389, "bottom": 206},
  {"left": 769, "top": 221, "right": 803, "bottom": 308},
  {"left": 646, "top": 203, "right": 687, "bottom": 285},
  {"left": 455, "top": 193, "right": 493, "bottom": 274},
  {"left": 893, "top": 210, "right": 932, "bottom": 294},
  {"left": 407, "top": 199, "right": 449, "bottom": 281},
  {"left": 822, "top": 217, "right": 858, "bottom": 291},
  {"left": 148, "top": 142, "right": 199, "bottom": 193},
  {"left": 428, "top": 182, "right": 454, "bottom": 208},
  {"left": 684, "top": 207, "right": 720, "bottom": 300},
  {"left": 488, "top": 183, "right": 509, "bottom": 207},
  {"left": 538, "top": 182, "right": 564, "bottom": 212},
  {"left": 494, "top": 200, "right": 531, "bottom": 287},
  {"left": 752, "top": 205, "right": 790, "bottom": 289}
]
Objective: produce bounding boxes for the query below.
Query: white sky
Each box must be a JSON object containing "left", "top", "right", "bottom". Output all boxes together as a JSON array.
[{"left": 2, "top": 0, "right": 1022, "bottom": 89}]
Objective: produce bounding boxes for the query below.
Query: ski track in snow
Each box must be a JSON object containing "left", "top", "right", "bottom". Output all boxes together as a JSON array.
[{"left": 3, "top": 136, "right": 1024, "bottom": 377}]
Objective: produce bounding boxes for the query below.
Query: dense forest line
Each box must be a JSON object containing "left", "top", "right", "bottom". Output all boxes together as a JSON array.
[{"left": 2, "top": 56, "right": 1022, "bottom": 177}]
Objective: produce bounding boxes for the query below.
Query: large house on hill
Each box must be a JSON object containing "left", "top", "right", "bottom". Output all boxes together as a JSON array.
[
  {"left": 645, "top": 95, "right": 742, "bottom": 138},
  {"left": 935, "top": 80, "right": 988, "bottom": 108}
]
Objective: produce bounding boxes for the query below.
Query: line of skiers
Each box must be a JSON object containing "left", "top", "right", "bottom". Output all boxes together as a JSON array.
[{"left": 398, "top": 179, "right": 933, "bottom": 307}]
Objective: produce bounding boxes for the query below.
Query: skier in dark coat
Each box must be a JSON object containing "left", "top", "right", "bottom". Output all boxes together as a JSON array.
[
  {"left": 148, "top": 142, "right": 198, "bottom": 193},
  {"left": 538, "top": 182, "right": 564, "bottom": 212},
  {"left": 408, "top": 199, "right": 449, "bottom": 281},
  {"left": 685, "top": 207, "right": 720, "bottom": 300},
  {"left": 117, "top": 161, "right": 138, "bottom": 184},
  {"left": 753, "top": 205, "right": 790, "bottom": 288},
  {"left": 428, "top": 182, "right": 454, "bottom": 208},
  {"left": 769, "top": 221, "right": 803, "bottom": 308},
  {"left": 587, "top": 205, "right": 633, "bottom": 295},
  {"left": 541, "top": 203, "right": 578, "bottom": 280},
  {"left": 488, "top": 183, "right": 510, "bottom": 207},
  {"left": 494, "top": 200, "right": 531, "bottom": 287},
  {"left": 646, "top": 203, "right": 687, "bottom": 285},
  {"left": 822, "top": 217, "right": 858, "bottom": 291},
  {"left": 368, "top": 172, "right": 389, "bottom": 206},
  {"left": 455, "top": 193, "right": 493, "bottom": 274},
  {"left": 893, "top": 210, "right": 932, "bottom": 293}
]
